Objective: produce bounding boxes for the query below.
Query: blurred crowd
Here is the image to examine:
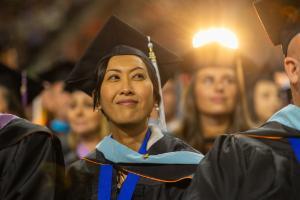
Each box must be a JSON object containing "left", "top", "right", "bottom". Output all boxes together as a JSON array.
[{"left": 0, "top": 26, "right": 289, "bottom": 165}]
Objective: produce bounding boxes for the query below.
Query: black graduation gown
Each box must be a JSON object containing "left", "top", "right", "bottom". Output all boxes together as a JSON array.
[
  {"left": 0, "top": 117, "right": 65, "bottom": 200},
  {"left": 184, "top": 121, "right": 300, "bottom": 200},
  {"left": 66, "top": 134, "right": 200, "bottom": 200}
]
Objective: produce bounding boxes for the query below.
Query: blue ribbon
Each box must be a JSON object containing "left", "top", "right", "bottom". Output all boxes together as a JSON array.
[
  {"left": 98, "top": 129, "right": 151, "bottom": 200},
  {"left": 98, "top": 165, "right": 113, "bottom": 200},
  {"left": 288, "top": 137, "right": 300, "bottom": 164}
]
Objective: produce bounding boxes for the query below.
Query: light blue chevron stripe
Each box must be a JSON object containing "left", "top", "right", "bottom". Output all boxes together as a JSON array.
[
  {"left": 96, "top": 136, "right": 203, "bottom": 164},
  {"left": 268, "top": 104, "right": 300, "bottom": 131}
]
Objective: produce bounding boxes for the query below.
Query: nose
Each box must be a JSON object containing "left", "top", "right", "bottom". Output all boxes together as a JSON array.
[
  {"left": 120, "top": 88, "right": 134, "bottom": 95},
  {"left": 73, "top": 105, "right": 84, "bottom": 117},
  {"left": 120, "top": 77, "right": 134, "bottom": 96},
  {"left": 214, "top": 80, "right": 225, "bottom": 93}
]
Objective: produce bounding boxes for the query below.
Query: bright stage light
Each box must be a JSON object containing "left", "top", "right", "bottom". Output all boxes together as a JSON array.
[{"left": 192, "top": 28, "right": 239, "bottom": 49}]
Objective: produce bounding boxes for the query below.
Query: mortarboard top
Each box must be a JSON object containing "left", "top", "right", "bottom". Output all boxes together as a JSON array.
[
  {"left": 66, "top": 15, "right": 181, "bottom": 96},
  {"left": 254, "top": 0, "right": 300, "bottom": 55},
  {"left": 39, "top": 60, "right": 75, "bottom": 83},
  {"left": 0, "top": 63, "right": 43, "bottom": 104},
  {"left": 182, "top": 44, "right": 237, "bottom": 72}
]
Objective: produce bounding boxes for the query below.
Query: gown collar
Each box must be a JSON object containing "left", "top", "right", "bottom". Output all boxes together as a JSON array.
[
  {"left": 96, "top": 125, "right": 203, "bottom": 165},
  {"left": 268, "top": 104, "right": 300, "bottom": 131}
]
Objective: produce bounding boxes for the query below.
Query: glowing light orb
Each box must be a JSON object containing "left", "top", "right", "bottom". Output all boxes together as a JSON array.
[{"left": 193, "top": 28, "right": 239, "bottom": 49}]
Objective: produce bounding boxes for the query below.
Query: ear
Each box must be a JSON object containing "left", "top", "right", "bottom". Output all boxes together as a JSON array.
[{"left": 284, "top": 56, "right": 300, "bottom": 85}]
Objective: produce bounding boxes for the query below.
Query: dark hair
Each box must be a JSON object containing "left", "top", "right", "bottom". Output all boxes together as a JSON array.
[{"left": 93, "top": 55, "right": 161, "bottom": 110}]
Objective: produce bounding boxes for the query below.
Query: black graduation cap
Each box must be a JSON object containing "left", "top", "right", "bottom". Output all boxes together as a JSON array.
[
  {"left": 66, "top": 16, "right": 181, "bottom": 96},
  {"left": 39, "top": 60, "right": 75, "bottom": 83},
  {"left": 182, "top": 44, "right": 237, "bottom": 72},
  {"left": 254, "top": 0, "right": 300, "bottom": 55},
  {"left": 0, "top": 63, "right": 43, "bottom": 104}
]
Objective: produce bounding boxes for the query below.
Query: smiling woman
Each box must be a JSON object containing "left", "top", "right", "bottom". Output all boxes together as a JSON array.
[{"left": 65, "top": 16, "right": 203, "bottom": 200}]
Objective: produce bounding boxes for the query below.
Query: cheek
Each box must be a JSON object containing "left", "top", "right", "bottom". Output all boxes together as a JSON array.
[
  {"left": 164, "top": 93, "right": 176, "bottom": 109},
  {"left": 256, "top": 95, "right": 269, "bottom": 111},
  {"left": 67, "top": 105, "right": 78, "bottom": 118},
  {"left": 67, "top": 110, "right": 77, "bottom": 125},
  {"left": 100, "top": 85, "right": 115, "bottom": 106},
  {"left": 86, "top": 110, "right": 100, "bottom": 121},
  {"left": 226, "top": 86, "right": 238, "bottom": 103},
  {"left": 136, "top": 83, "right": 155, "bottom": 108},
  {"left": 194, "top": 83, "right": 210, "bottom": 105}
]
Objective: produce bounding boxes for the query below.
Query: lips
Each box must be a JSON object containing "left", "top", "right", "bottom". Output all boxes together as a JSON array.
[
  {"left": 210, "top": 96, "right": 226, "bottom": 103},
  {"left": 116, "top": 99, "right": 138, "bottom": 106}
]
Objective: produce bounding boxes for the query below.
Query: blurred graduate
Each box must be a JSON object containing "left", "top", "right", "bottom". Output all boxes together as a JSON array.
[
  {"left": 184, "top": 0, "right": 300, "bottom": 199},
  {"left": 176, "top": 44, "right": 252, "bottom": 153},
  {"left": 0, "top": 65, "right": 65, "bottom": 199},
  {"left": 65, "top": 16, "right": 203, "bottom": 200},
  {"left": 33, "top": 60, "right": 74, "bottom": 134}
]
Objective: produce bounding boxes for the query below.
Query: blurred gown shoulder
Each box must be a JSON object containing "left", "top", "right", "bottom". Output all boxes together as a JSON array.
[
  {"left": 184, "top": 121, "right": 300, "bottom": 200},
  {"left": 0, "top": 117, "right": 65, "bottom": 200}
]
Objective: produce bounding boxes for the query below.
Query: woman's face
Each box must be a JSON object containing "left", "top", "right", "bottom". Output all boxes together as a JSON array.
[
  {"left": 194, "top": 66, "right": 238, "bottom": 116},
  {"left": 254, "top": 80, "right": 282, "bottom": 122},
  {"left": 100, "top": 55, "right": 155, "bottom": 125},
  {"left": 67, "top": 91, "right": 101, "bottom": 137}
]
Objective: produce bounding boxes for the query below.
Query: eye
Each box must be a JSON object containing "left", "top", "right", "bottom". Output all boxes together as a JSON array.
[
  {"left": 132, "top": 73, "right": 146, "bottom": 80},
  {"left": 261, "top": 92, "right": 270, "bottom": 99},
  {"left": 223, "top": 76, "right": 236, "bottom": 85},
  {"left": 84, "top": 101, "right": 93, "bottom": 108},
  {"left": 69, "top": 102, "right": 77, "bottom": 109},
  {"left": 202, "top": 76, "right": 214, "bottom": 85},
  {"left": 107, "top": 74, "right": 120, "bottom": 81}
]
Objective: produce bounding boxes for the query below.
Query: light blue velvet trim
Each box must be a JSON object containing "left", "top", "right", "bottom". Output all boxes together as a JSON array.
[
  {"left": 267, "top": 104, "right": 300, "bottom": 131},
  {"left": 96, "top": 136, "right": 203, "bottom": 164}
]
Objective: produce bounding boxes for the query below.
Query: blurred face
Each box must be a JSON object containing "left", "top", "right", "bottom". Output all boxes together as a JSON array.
[
  {"left": 254, "top": 80, "right": 282, "bottom": 122},
  {"left": 0, "top": 87, "right": 8, "bottom": 113},
  {"left": 163, "top": 80, "right": 177, "bottom": 121},
  {"left": 194, "top": 67, "right": 238, "bottom": 116},
  {"left": 100, "top": 55, "right": 155, "bottom": 125},
  {"left": 0, "top": 48, "right": 18, "bottom": 70},
  {"left": 67, "top": 91, "right": 101, "bottom": 136},
  {"left": 41, "top": 81, "right": 71, "bottom": 120}
]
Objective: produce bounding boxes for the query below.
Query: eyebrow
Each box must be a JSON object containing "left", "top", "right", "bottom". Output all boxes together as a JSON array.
[{"left": 106, "top": 66, "right": 146, "bottom": 73}]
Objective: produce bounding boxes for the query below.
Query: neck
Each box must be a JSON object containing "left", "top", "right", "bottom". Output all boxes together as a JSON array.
[
  {"left": 200, "top": 114, "right": 231, "bottom": 138},
  {"left": 110, "top": 120, "right": 149, "bottom": 152},
  {"left": 166, "top": 113, "right": 176, "bottom": 123},
  {"left": 81, "top": 139, "right": 99, "bottom": 152},
  {"left": 77, "top": 130, "right": 101, "bottom": 151},
  {"left": 292, "top": 87, "right": 300, "bottom": 107}
]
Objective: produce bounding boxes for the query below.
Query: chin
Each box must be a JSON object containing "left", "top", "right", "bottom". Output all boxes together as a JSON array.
[
  {"left": 204, "top": 108, "right": 232, "bottom": 116},
  {"left": 113, "top": 116, "right": 145, "bottom": 126},
  {"left": 73, "top": 129, "right": 88, "bottom": 135}
]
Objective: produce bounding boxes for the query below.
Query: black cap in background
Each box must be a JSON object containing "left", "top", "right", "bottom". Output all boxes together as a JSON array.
[{"left": 254, "top": 0, "right": 300, "bottom": 55}]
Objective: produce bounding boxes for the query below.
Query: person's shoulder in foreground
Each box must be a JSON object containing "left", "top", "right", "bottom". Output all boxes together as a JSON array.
[
  {"left": 0, "top": 113, "right": 65, "bottom": 200},
  {"left": 184, "top": 104, "right": 300, "bottom": 200}
]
